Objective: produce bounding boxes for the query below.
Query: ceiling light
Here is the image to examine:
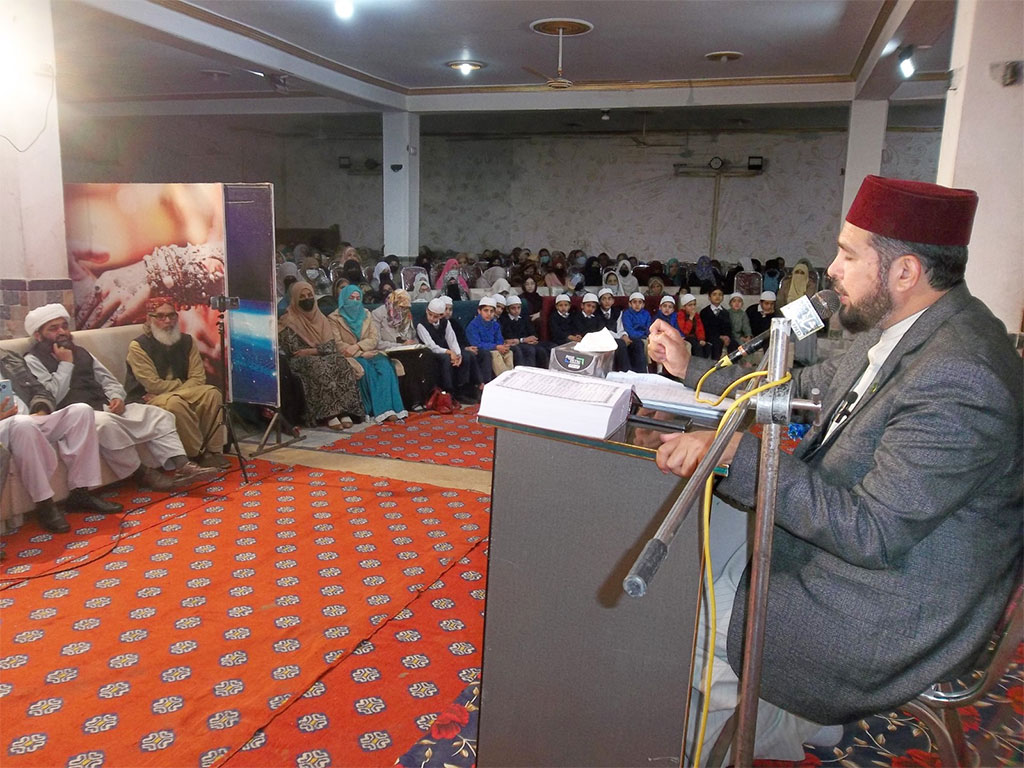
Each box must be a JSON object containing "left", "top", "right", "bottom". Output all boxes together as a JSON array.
[
  {"left": 899, "top": 46, "right": 916, "bottom": 78},
  {"left": 704, "top": 50, "right": 743, "bottom": 63},
  {"left": 334, "top": 0, "right": 354, "bottom": 20},
  {"left": 446, "top": 60, "right": 486, "bottom": 76}
]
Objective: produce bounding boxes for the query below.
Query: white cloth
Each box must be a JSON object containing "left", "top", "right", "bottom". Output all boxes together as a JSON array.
[
  {"left": 685, "top": 497, "right": 828, "bottom": 766},
  {"left": 25, "top": 349, "right": 186, "bottom": 478},
  {"left": 0, "top": 403, "right": 102, "bottom": 502}
]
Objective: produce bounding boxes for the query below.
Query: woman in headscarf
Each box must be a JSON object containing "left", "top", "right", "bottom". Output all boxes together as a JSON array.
[
  {"left": 278, "top": 281, "right": 364, "bottom": 429},
  {"left": 665, "top": 258, "right": 683, "bottom": 287},
  {"left": 371, "top": 261, "right": 392, "bottom": 293},
  {"left": 583, "top": 256, "right": 603, "bottom": 287},
  {"left": 778, "top": 259, "right": 819, "bottom": 366},
  {"left": 543, "top": 252, "right": 566, "bottom": 288},
  {"left": 694, "top": 255, "right": 717, "bottom": 294},
  {"left": 602, "top": 269, "right": 624, "bottom": 295},
  {"left": 435, "top": 257, "right": 470, "bottom": 300},
  {"left": 520, "top": 275, "right": 543, "bottom": 322},
  {"left": 330, "top": 284, "right": 408, "bottom": 422},
  {"left": 277, "top": 261, "right": 300, "bottom": 299},
  {"left": 370, "top": 289, "right": 435, "bottom": 410},
  {"left": 477, "top": 262, "right": 507, "bottom": 291},
  {"left": 410, "top": 273, "right": 434, "bottom": 302},
  {"left": 615, "top": 259, "right": 639, "bottom": 296}
]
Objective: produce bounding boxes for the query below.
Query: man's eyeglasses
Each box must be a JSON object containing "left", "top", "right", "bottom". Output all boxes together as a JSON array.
[{"left": 149, "top": 312, "right": 178, "bottom": 321}]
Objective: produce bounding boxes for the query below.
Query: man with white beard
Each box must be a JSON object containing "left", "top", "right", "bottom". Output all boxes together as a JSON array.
[
  {"left": 23, "top": 304, "right": 219, "bottom": 491},
  {"left": 125, "top": 298, "right": 229, "bottom": 468}
]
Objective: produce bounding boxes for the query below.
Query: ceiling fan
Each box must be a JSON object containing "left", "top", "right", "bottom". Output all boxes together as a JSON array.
[{"left": 523, "top": 18, "right": 593, "bottom": 90}]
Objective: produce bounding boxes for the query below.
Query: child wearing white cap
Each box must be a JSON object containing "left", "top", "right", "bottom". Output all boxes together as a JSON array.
[
  {"left": 596, "top": 287, "right": 646, "bottom": 373},
  {"left": 548, "top": 293, "right": 578, "bottom": 346},
  {"left": 499, "top": 294, "right": 551, "bottom": 368},
  {"left": 577, "top": 292, "right": 604, "bottom": 336},
  {"left": 726, "top": 292, "right": 753, "bottom": 347},
  {"left": 416, "top": 297, "right": 480, "bottom": 403},
  {"left": 748, "top": 290, "right": 779, "bottom": 337},
  {"left": 676, "top": 292, "right": 709, "bottom": 357},
  {"left": 622, "top": 292, "right": 653, "bottom": 371},
  {"left": 466, "top": 297, "right": 513, "bottom": 380}
]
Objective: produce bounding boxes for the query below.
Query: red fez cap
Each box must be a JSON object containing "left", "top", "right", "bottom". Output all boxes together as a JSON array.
[
  {"left": 146, "top": 296, "right": 177, "bottom": 313},
  {"left": 846, "top": 175, "right": 978, "bottom": 246}
]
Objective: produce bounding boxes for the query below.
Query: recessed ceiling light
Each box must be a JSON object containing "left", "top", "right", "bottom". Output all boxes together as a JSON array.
[
  {"left": 334, "top": 0, "right": 354, "bottom": 20},
  {"left": 704, "top": 50, "right": 743, "bottom": 63},
  {"left": 446, "top": 60, "right": 487, "bottom": 76}
]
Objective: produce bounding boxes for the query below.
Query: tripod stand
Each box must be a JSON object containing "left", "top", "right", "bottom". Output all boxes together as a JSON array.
[{"left": 199, "top": 308, "right": 249, "bottom": 484}]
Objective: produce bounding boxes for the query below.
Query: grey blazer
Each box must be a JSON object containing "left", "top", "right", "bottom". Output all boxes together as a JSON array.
[{"left": 686, "top": 283, "right": 1023, "bottom": 723}]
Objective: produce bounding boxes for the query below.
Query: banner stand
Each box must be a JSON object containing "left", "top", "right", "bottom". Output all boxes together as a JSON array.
[{"left": 249, "top": 407, "right": 305, "bottom": 458}]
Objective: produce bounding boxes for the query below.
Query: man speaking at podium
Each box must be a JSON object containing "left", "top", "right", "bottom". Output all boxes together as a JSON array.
[{"left": 647, "top": 175, "right": 1022, "bottom": 761}]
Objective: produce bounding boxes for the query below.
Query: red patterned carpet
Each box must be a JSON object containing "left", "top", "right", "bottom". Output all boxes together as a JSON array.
[
  {"left": 321, "top": 406, "right": 494, "bottom": 471},
  {"left": 0, "top": 460, "right": 489, "bottom": 768}
]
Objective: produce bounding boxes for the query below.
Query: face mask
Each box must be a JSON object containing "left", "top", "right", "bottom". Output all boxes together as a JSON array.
[
  {"left": 620, "top": 266, "right": 629, "bottom": 276},
  {"left": 305, "top": 269, "right": 320, "bottom": 280},
  {"left": 298, "top": 298, "right": 316, "bottom": 311}
]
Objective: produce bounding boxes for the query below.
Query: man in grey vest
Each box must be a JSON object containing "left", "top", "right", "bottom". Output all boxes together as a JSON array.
[
  {"left": 649, "top": 176, "right": 1022, "bottom": 762},
  {"left": 23, "top": 304, "right": 219, "bottom": 492}
]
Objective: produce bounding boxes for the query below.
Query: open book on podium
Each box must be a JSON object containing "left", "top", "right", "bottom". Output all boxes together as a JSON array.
[
  {"left": 478, "top": 367, "right": 633, "bottom": 440},
  {"left": 606, "top": 371, "right": 732, "bottom": 424}
]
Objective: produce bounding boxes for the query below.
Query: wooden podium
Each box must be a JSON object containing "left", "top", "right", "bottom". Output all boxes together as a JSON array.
[{"left": 477, "top": 418, "right": 703, "bottom": 767}]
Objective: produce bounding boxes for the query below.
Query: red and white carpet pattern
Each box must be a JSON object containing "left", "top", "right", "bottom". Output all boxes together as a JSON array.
[
  {"left": 321, "top": 407, "right": 494, "bottom": 471},
  {"left": 0, "top": 461, "right": 489, "bottom": 768}
]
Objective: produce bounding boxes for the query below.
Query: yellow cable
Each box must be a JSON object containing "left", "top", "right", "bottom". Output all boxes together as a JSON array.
[
  {"left": 695, "top": 368, "right": 768, "bottom": 406},
  {"left": 690, "top": 371, "right": 792, "bottom": 767}
]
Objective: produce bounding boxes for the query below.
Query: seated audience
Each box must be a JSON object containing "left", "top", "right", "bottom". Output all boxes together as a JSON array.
[
  {"left": 602, "top": 269, "right": 623, "bottom": 295},
  {"left": 371, "top": 261, "right": 393, "bottom": 293},
  {"left": 1, "top": 349, "right": 120, "bottom": 533},
  {"left": 622, "top": 291, "right": 653, "bottom": 361},
  {"left": 416, "top": 298, "right": 479, "bottom": 404},
  {"left": 654, "top": 294, "right": 681, "bottom": 332},
  {"left": 520, "top": 276, "right": 543, "bottom": 322},
  {"left": 597, "top": 287, "right": 645, "bottom": 373},
  {"left": 647, "top": 276, "right": 666, "bottom": 299},
  {"left": 665, "top": 258, "right": 684, "bottom": 287},
  {"left": 278, "top": 281, "right": 365, "bottom": 430},
  {"left": 411, "top": 274, "right": 434, "bottom": 302},
  {"left": 24, "top": 304, "right": 218, "bottom": 491},
  {"left": 615, "top": 260, "right": 639, "bottom": 295},
  {"left": 747, "top": 290, "right": 780, "bottom": 336},
  {"left": 779, "top": 259, "right": 820, "bottom": 366},
  {"left": 548, "top": 293, "right": 579, "bottom": 346},
  {"left": 726, "top": 292, "right": 753, "bottom": 348},
  {"left": 700, "top": 286, "right": 735, "bottom": 359},
  {"left": 436, "top": 258, "right": 470, "bottom": 301},
  {"left": 493, "top": 293, "right": 506, "bottom": 320},
  {"left": 466, "top": 297, "right": 512, "bottom": 380},
  {"left": 370, "top": 289, "right": 434, "bottom": 410},
  {"left": 576, "top": 292, "right": 604, "bottom": 336},
  {"left": 442, "top": 296, "right": 488, "bottom": 391},
  {"left": 499, "top": 295, "right": 550, "bottom": 368},
  {"left": 125, "top": 298, "right": 229, "bottom": 469},
  {"left": 677, "top": 293, "right": 709, "bottom": 357},
  {"left": 331, "top": 285, "right": 408, "bottom": 422},
  {"left": 694, "top": 255, "right": 720, "bottom": 294}
]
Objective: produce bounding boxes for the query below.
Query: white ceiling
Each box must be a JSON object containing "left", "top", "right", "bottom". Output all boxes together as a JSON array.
[{"left": 52, "top": 0, "right": 955, "bottom": 136}]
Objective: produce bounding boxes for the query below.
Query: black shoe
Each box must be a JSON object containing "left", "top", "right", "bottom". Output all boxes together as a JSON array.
[
  {"left": 134, "top": 465, "right": 176, "bottom": 492},
  {"left": 170, "top": 461, "right": 219, "bottom": 489},
  {"left": 66, "top": 488, "right": 124, "bottom": 515},
  {"left": 36, "top": 501, "right": 70, "bottom": 533}
]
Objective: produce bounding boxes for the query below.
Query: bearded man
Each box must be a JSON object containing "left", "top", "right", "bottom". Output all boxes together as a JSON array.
[
  {"left": 23, "top": 304, "right": 219, "bottom": 492},
  {"left": 125, "top": 298, "right": 229, "bottom": 469},
  {"left": 648, "top": 176, "right": 1022, "bottom": 762}
]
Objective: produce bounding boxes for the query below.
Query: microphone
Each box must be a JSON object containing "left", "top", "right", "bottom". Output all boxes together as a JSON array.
[{"left": 714, "top": 289, "right": 840, "bottom": 369}]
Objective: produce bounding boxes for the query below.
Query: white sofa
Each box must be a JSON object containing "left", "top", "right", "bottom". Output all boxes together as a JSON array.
[{"left": 0, "top": 324, "right": 144, "bottom": 533}]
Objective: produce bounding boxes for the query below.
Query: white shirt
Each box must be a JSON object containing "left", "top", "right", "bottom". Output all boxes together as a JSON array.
[
  {"left": 416, "top": 320, "right": 461, "bottom": 357},
  {"left": 825, "top": 308, "right": 926, "bottom": 439}
]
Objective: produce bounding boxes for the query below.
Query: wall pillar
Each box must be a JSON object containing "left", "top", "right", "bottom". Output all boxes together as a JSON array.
[
  {"left": 937, "top": 0, "right": 1023, "bottom": 332},
  {"left": 0, "top": 0, "right": 71, "bottom": 338},
  {"left": 841, "top": 100, "right": 890, "bottom": 217},
  {"left": 382, "top": 112, "right": 420, "bottom": 262}
]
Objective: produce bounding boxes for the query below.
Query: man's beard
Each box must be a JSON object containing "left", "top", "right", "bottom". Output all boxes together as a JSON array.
[
  {"left": 837, "top": 274, "right": 893, "bottom": 334},
  {"left": 151, "top": 325, "right": 182, "bottom": 346}
]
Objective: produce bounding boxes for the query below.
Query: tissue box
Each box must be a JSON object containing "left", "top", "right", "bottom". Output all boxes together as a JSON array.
[{"left": 548, "top": 343, "right": 614, "bottom": 378}]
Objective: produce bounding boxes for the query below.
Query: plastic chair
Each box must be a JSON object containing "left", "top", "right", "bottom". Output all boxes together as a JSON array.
[
  {"left": 400, "top": 266, "right": 428, "bottom": 291},
  {"left": 734, "top": 271, "right": 763, "bottom": 295},
  {"left": 899, "top": 579, "right": 1023, "bottom": 767}
]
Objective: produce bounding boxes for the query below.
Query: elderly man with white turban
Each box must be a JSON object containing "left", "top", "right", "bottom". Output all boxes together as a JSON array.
[
  {"left": 1, "top": 348, "right": 120, "bottom": 533},
  {"left": 23, "top": 304, "right": 218, "bottom": 492}
]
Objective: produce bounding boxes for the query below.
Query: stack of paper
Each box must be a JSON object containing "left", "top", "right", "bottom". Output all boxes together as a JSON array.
[{"left": 479, "top": 368, "right": 633, "bottom": 439}]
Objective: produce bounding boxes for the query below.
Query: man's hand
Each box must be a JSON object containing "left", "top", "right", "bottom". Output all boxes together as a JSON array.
[
  {"left": 107, "top": 398, "right": 126, "bottom": 415},
  {"left": 53, "top": 343, "right": 73, "bottom": 364},
  {"left": 465, "top": 345, "right": 478, "bottom": 354},
  {"left": 497, "top": 343, "right": 510, "bottom": 354},
  {"left": 523, "top": 335, "right": 539, "bottom": 345},
  {"left": 0, "top": 396, "right": 16, "bottom": 421},
  {"left": 507, "top": 338, "right": 520, "bottom": 346},
  {"left": 656, "top": 430, "right": 742, "bottom": 479},
  {"left": 647, "top": 319, "right": 691, "bottom": 377},
  {"left": 568, "top": 334, "right": 583, "bottom": 342},
  {"left": 448, "top": 350, "right": 461, "bottom": 366},
  {"left": 720, "top": 335, "right": 732, "bottom": 346}
]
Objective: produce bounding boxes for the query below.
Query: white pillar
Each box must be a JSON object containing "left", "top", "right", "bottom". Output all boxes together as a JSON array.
[
  {"left": 0, "top": 0, "right": 69, "bottom": 338},
  {"left": 841, "top": 100, "right": 890, "bottom": 217},
  {"left": 382, "top": 111, "right": 420, "bottom": 261},
  {"left": 937, "top": 0, "right": 1023, "bottom": 331}
]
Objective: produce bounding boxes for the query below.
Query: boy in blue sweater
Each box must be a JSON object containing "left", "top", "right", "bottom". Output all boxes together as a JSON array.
[
  {"left": 614, "top": 290, "right": 651, "bottom": 373},
  {"left": 466, "top": 296, "right": 513, "bottom": 380}
]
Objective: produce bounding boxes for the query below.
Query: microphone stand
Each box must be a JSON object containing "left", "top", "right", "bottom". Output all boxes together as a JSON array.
[{"left": 622, "top": 317, "right": 823, "bottom": 767}]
